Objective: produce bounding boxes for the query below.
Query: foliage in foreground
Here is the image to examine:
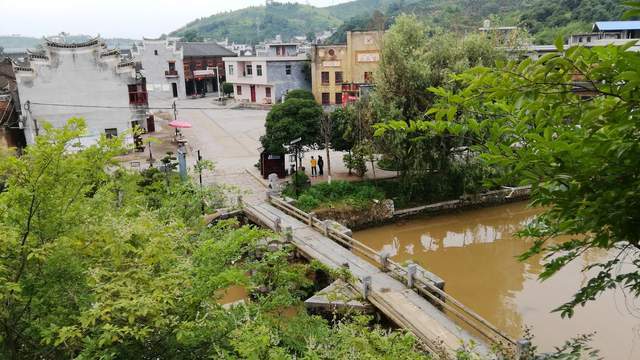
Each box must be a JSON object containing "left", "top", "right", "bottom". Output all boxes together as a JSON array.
[
  {"left": 0, "top": 119, "right": 429, "bottom": 359},
  {"left": 425, "top": 41, "right": 640, "bottom": 318}
]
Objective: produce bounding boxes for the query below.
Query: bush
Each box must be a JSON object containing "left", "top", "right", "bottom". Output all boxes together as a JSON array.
[
  {"left": 222, "top": 82, "right": 234, "bottom": 97},
  {"left": 291, "top": 180, "right": 385, "bottom": 212},
  {"left": 285, "top": 89, "right": 315, "bottom": 101},
  {"left": 343, "top": 152, "right": 367, "bottom": 177}
]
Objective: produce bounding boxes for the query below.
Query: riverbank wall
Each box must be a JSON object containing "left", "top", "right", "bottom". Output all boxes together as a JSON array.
[{"left": 309, "top": 186, "right": 531, "bottom": 230}]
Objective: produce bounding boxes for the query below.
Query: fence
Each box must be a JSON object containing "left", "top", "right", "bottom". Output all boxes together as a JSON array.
[{"left": 264, "top": 194, "right": 520, "bottom": 356}]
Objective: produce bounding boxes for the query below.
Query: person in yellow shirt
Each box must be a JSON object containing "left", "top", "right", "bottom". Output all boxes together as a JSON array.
[{"left": 310, "top": 156, "right": 318, "bottom": 177}]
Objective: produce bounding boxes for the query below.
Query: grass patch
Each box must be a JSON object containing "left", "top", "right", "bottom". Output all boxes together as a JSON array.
[{"left": 285, "top": 180, "right": 385, "bottom": 212}]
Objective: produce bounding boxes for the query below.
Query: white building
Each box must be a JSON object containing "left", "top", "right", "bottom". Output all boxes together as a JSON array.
[
  {"left": 14, "top": 37, "right": 148, "bottom": 146},
  {"left": 132, "top": 38, "right": 186, "bottom": 100},
  {"left": 223, "top": 44, "right": 310, "bottom": 104},
  {"left": 568, "top": 21, "right": 640, "bottom": 49}
]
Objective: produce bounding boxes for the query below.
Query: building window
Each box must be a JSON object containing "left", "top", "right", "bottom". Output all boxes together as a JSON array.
[
  {"left": 335, "top": 71, "right": 343, "bottom": 84},
  {"left": 328, "top": 49, "right": 335, "bottom": 56},
  {"left": 257, "top": 65, "right": 263, "bottom": 76},
  {"left": 128, "top": 84, "right": 148, "bottom": 105},
  {"left": 265, "top": 87, "right": 271, "bottom": 98},
  {"left": 321, "top": 71, "right": 330, "bottom": 85},
  {"left": 236, "top": 85, "right": 242, "bottom": 95},
  {"left": 364, "top": 71, "right": 373, "bottom": 83},
  {"left": 154, "top": 50, "right": 158, "bottom": 56},
  {"left": 321, "top": 92, "right": 330, "bottom": 105},
  {"left": 335, "top": 92, "right": 342, "bottom": 104},
  {"left": 168, "top": 62, "right": 176, "bottom": 71},
  {"left": 285, "top": 65, "right": 292, "bottom": 75},
  {"left": 105, "top": 128, "right": 118, "bottom": 139},
  {"left": 246, "top": 64, "right": 253, "bottom": 76},
  {"left": 229, "top": 64, "right": 234, "bottom": 75}
]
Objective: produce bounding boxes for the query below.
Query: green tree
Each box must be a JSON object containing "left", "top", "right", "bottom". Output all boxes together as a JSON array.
[
  {"left": 180, "top": 29, "right": 203, "bottom": 42},
  {"left": 285, "top": 88, "right": 315, "bottom": 101},
  {"left": 427, "top": 41, "right": 640, "bottom": 317},
  {"left": 260, "top": 97, "right": 322, "bottom": 154},
  {"left": 373, "top": 15, "right": 503, "bottom": 201},
  {"left": 222, "top": 82, "right": 234, "bottom": 97}
]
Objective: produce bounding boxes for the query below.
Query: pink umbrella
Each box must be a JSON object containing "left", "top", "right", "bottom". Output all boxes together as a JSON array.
[
  {"left": 168, "top": 120, "right": 192, "bottom": 139},
  {"left": 168, "top": 120, "right": 192, "bottom": 128}
]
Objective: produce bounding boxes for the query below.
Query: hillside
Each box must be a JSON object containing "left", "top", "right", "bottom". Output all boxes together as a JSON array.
[
  {"left": 326, "top": 0, "right": 632, "bottom": 44},
  {"left": 172, "top": 0, "right": 633, "bottom": 45},
  {"left": 171, "top": 2, "right": 341, "bottom": 44}
]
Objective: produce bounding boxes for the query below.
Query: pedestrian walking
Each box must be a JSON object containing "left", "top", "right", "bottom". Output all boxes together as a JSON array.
[
  {"left": 310, "top": 156, "right": 318, "bottom": 177},
  {"left": 318, "top": 156, "right": 324, "bottom": 176}
]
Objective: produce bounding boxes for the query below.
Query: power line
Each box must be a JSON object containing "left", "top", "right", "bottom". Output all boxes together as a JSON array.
[{"left": 27, "top": 101, "right": 228, "bottom": 111}]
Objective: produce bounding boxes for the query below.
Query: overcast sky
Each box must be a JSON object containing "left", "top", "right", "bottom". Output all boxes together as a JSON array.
[{"left": 0, "top": 0, "right": 352, "bottom": 39}]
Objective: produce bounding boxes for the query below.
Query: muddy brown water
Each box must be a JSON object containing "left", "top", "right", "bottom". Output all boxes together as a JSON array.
[{"left": 354, "top": 201, "right": 640, "bottom": 359}]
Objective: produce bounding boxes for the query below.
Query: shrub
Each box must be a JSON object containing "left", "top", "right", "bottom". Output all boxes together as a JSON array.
[
  {"left": 291, "top": 180, "right": 385, "bottom": 211},
  {"left": 222, "top": 82, "right": 234, "bottom": 97},
  {"left": 285, "top": 89, "right": 315, "bottom": 101}
]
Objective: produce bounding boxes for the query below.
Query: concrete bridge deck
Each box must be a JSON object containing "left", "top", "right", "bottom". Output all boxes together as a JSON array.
[{"left": 243, "top": 198, "right": 514, "bottom": 358}]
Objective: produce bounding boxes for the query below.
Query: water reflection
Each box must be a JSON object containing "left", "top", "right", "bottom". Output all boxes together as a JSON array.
[{"left": 354, "top": 202, "right": 640, "bottom": 359}]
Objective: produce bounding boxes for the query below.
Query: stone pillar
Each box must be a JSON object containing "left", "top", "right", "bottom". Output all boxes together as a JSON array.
[
  {"left": 274, "top": 217, "right": 281, "bottom": 232},
  {"left": 380, "top": 252, "right": 389, "bottom": 271},
  {"left": 323, "top": 220, "right": 330, "bottom": 236},
  {"left": 308, "top": 212, "right": 315, "bottom": 226},
  {"left": 516, "top": 339, "right": 532, "bottom": 360},
  {"left": 237, "top": 195, "right": 243, "bottom": 208},
  {"left": 284, "top": 226, "right": 293, "bottom": 242},
  {"left": 407, "top": 263, "right": 417, "bottom": 288},
  {"left": 361, "top": 276, "right": 371, "bottom": 299}
]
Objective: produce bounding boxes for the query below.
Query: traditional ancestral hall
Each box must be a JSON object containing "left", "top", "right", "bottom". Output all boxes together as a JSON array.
[
  {"left": 311, "top": 31, "right": 383, "bottom": 106},
  {"left": 223, "top": 43, "right": 310, "bottom": 104},
  {"left": 13, "top": 37, "right": 149, "bottom": 146},
  {"left": 133, "top": 38, "right": 186, "bottom": 100}
]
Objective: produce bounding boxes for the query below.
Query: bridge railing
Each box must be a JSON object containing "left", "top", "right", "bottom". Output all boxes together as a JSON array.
[{"left": 266, "top": 194, "right": 518, "bottom": 355}]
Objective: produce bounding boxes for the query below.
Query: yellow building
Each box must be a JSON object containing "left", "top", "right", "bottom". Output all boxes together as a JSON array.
[{"left": 311, "top": 31, "right": 384, "bottom": 106}]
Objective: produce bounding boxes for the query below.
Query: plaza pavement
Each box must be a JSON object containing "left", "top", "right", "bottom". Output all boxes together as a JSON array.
[{"left": 146, "top": 96, "right": 397, "bottom": 204}]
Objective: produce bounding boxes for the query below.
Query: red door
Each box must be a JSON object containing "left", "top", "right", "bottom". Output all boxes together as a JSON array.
[{"left": 250, "top": 85, "right": 256, "bottom": 103}]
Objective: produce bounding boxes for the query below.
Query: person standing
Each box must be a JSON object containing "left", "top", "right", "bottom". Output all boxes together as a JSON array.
[
  {"left": 310, "top": 156, "right": 318, "bottom": 177},
  {"left": 317, "top": 156, "right": 324, "bottom": 176}
]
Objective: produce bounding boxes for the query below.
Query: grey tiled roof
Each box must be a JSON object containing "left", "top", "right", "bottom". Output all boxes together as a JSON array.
[{"left": 177, "top": 42, "right": 236, "bottom": 57}]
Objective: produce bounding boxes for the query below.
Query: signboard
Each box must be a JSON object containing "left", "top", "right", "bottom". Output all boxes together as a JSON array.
[
  {"left": 322, "top": 60, "right": 341, "bottom": 68},
  {"left": 193, "top": 69, "right": 215, "bottom": 77},
  {"left": 356, "top": 52, "right": 380, "bottom": 63}
]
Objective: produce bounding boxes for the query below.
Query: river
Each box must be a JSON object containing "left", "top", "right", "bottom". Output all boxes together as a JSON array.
[{"left": 354, "top": 201, "right": 640, "bottom": 359}]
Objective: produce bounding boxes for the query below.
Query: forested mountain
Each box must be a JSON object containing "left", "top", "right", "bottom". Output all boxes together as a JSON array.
[
  {"left": 171, "top": 2, "right": 341, "bottom": 44},
  {"left": 172, "top": 0, "right": 632, "bottom": 45}
]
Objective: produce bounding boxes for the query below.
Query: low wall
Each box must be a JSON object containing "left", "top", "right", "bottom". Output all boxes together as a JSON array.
[{"left": 394, "top": 186, "right": 531, "bottom": 219}]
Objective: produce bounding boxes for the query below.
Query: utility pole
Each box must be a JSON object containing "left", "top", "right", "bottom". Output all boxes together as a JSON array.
[
  {"left": 198, "top": 149, "right": 205, "bottom": 215},
  {"left": 215, "top": 65, "right": 222, "bottom": 101},
  {"left": 172, "top": 101, "right": 177, "bottom": 120}
]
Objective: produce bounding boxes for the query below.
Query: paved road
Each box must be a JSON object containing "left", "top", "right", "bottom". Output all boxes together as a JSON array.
[
  {"left": 165, "top": 98, "right": 269, "bottom": 203},
  {"left": 150, "top": 96, "right": 397, "bottom": 204}
]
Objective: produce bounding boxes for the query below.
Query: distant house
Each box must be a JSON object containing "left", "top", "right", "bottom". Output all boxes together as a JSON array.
[
  {"left": 311, "top": 31, "right": 383, "bottom": 107},
  {"left": 133, "top": 38, "right": 186, "bottom": 100},
  {"left": 223, "top": 43, "right": 310, "bottom": 104},
  {"left": 178, "top": 42, "right": 236, "bottom": 96},
  {"left": 568, "top": 21, "right": 640, "bottom": 48},
  {"left": 14, "top": 37, "right": 149, "bottom": 146}
]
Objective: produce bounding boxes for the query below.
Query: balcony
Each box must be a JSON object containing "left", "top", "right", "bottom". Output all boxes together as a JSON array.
[{"left": 165, "top": 70, "right": 179, "bottom": 78}]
